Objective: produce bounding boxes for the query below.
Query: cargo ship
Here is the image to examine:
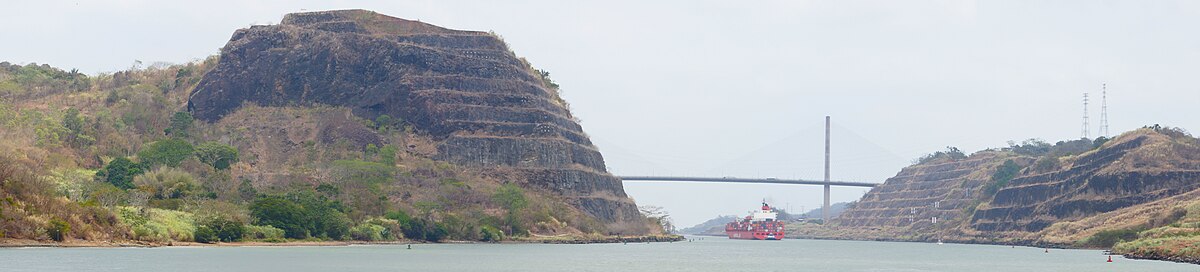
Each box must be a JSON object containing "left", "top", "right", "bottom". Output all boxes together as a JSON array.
[{"left": 725, "top": 202, "right": 785, "bottom": 240}]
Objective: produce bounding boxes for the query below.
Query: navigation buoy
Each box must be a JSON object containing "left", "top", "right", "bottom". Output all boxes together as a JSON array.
[{"left": 1107, "top": 256, "right": 1113, "bottom": 263}]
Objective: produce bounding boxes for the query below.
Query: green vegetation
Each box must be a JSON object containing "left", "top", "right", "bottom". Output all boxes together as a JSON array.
[
  {"left": 493, "top": 183, "right": 528, "bottom": 235},
  {"left": 250, "top": 192, "right": 351, "bottom": 240},
  {"left": 1083, "top": 227, "right": 1144, "bottom": 248},
  {"left": 0, "top": 59, "right": 631, "bottom": 245},
  {"left": 133, "top": 167, "right": 199, "bottom": 200},
  {"left": 47, "top": 219, "right": 71, "bottom": 242},
  {"left": 243, "top": 224, "right": 285, "bottom": 240},
  {"left": 137, "top": 138, "right": 194, "bottom": 168},
  {"left": 166, "top": 111, "right": 193, "bottom": 138},
  {"left": 331, "top": 160, "right": 394, "bottom": 184},
  {"left": 194, "top": 217, "right": 244, "bottom": 243},
  {"left": 97, "top": 157, "right": 144, "bottom": 189},
  {"left": 916, "top": 146, "right": 966, "bottom": 164},
  {"left": 117, "top": 206, "right": 196, "bottom": 242},
  {"left": 194, "top": 142, "right": 238, "bottom": 170},
  {"left": 983, "top": 160, "right": 1021, "bottom": 197}
]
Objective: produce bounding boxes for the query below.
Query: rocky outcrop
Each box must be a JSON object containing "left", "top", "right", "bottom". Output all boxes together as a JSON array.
[
  {"left": 187, "top": 9, "right": 646, "bottom": 233},
  {"left": 972, "top": 132, "right": 1200, "bottom": 233},
  {"left": 835, "top": 152, "right": 1025, "bottom": 233},
  {"left": 827, "top": 128, "right": 1200, "bottom": 244}
]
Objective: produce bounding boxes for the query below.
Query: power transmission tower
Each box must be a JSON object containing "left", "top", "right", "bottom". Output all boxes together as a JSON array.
[
  {"left": 1081, "top": 93, "right": 1090, "bottom": 139},
  {"left": 1099, "top": 83, "right": 1109, "bottom": 138}
]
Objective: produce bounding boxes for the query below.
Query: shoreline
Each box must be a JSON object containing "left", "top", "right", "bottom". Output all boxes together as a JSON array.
[
  {"left": 0, "top": 234, "right": 685, "bottom": 248},
  {"left": 1119, "top": 252, "right": 1200, "bottom": 265}
]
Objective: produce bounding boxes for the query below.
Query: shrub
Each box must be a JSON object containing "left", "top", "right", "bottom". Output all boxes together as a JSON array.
[
  {"left": 148, "top": 199, "right": 184, "bottom": 210},
  {"left": 97, "top": 157, "right": 143, "bottom": 189},
  {"left": 379, "top": 145, "right": 397, "bottom": 166},
  {"left": 1007, "top": 139, "right": 1051, "bottom": 156},
  {"left": 250, "top": 192, "right": 352, "bottom": 240},
  {"left": 331, "top": 160, "right": 394, "bottom": 184},
  {"left": 166, "top": 112, "right": 193, "bottom": 138},
  {"left": 1083, "top": 228, "right": 1144, "bottom": 248},
  {"left": 196, "top": 217, "right": 244, "bottom": 243},
  {"left": 493, "top": 184, "right": 528, "bottom": 211},
  {"left": 243, "top": 225, "right": 285, "bottom": 240},
  {"left": 480, "top": 225, "right": 504, "bottom": 242},
  {"left": 391, "top": 215, "right": 448, "bottom": 242},
  {"left": 137, "top": 138, "right": 194, "bottom": 168},
  {"left": 366, "top": 218, "right": 403, "bottom": 240},
  {"left": 350, "top": 223, "right": 387, "bottom": 241},
  {"left": 194, "top": 142, "right": 238, "bottom": 170},
  {"left": 983, "top": 160, "right": 1022, "bottom": 196},
  {"left": 194, "top": 225, "right": 218, "bottom": 243},
  {"left": 116, "top": 206, "right": 197, "bottom": 242},
  {"left": 250, "top": 197, "right": 308, "bottom": 239},
  {"left": 916, "top": 146, "right": 967, "bottom": 164},
  {"left": 132, "top": 167, "right": 199, "bottom": 199},
  {"left": 47, "top": 219, "right": 71, "bottom": 242}
]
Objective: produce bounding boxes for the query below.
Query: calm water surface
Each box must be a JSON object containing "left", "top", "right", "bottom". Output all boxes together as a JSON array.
[{"left": 2, "top": 236, "right": 1195, "bottom": 271}]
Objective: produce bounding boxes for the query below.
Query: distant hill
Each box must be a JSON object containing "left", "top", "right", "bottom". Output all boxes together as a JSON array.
[
  {"left": 796, "top": 202, "right": 849, "bottom": 220},
  {"left": 679, "top": 215, "right": 736, "bottom": 235}
]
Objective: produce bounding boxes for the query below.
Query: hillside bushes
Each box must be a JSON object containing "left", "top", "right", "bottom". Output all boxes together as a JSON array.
[
  {"left": 116, "top": 206, "right": 196, "bottom": 242},
  {"left": 250, "top": 192, "right": 352, "bottom": 240}
]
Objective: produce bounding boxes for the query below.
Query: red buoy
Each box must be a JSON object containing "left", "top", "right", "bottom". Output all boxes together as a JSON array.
[{"left": 1107, "top": 256, "right": 1113, "bottom": 263}]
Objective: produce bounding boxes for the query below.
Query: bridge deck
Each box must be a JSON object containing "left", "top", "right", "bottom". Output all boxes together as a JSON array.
[{"left": 617, "top": 176, "right": 878, "bottom": 187}]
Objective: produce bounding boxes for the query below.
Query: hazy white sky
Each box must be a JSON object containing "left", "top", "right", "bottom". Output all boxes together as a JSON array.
[{"left": 5, "top": 0, "right": 1200, "bottom": 227}]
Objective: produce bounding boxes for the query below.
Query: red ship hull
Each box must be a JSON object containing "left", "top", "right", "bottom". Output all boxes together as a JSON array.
[
  {"left": 725, "top": 229, "right": 784, "bottom": 240},
  {"left": 725, "top": 202, "right": 786, "bottom": 240},
  {"left": 725, "top": 221, "right": 785, "bottom": 240}
]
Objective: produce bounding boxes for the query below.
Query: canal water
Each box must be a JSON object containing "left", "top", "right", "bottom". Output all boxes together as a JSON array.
[{"left": 1, "top": 236, "right": 1194, "bottom": 271}]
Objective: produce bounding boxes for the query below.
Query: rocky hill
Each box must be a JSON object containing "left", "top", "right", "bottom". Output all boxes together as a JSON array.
[
  {"left": 799, "top": 127, "right": 1200, "bottom": 248},
  {"left": 0, "top": 9, "right": 663, "bottom": 246},
  {"left": 188, "top": 10, "right": 647, "bottom": 233}
]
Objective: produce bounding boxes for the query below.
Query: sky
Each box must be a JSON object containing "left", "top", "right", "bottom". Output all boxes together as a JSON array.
[{"left": 4, "top": 0, "right": 1200, "bottom": 227}]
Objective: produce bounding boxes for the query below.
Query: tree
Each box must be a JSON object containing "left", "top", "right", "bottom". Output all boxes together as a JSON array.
[
  {"left": 237, "top": 179, "right": 257, "bottom": 202},
  {"left": 47, "top": 219, "right": 71, "bottom": 242},
  {"left": 61, "top": 108, "right": 86, "bottom": 146},
  {"left": 195, "top": 142, "right": 239, "bottom": 170},
  {"left": 375, "top": 115, "right": 395, "bottom": 132},
  {"left": 132, "top": 167, "right": 199, "bottom": 199},
  {"left": 379, "top": 145, "right": 398, "bottom": 166},
  {"left": 639, "top": 205, "right": 675, "bottom": 233},
  {"left": 984, "top": 160, "right": 1022, "bottom": 196},
  {"left": 250, "top": 196, "right": 308, "bottom": 239},
  {"left": 493, "top": 184, "right": 528, "bottom": 211},
  {"left": 492, "top": 184, "right": 528, "bottom": 235},
  {"left": 195, "top": 217, "right": 244, "bottom": 243},
  {"left": 250, "top": 192, "right": 353, "bottom": 240},
  {"left": 137, "top": 138, "right": 194, "bottom": 168},
  {"left": 97, "top": 157, "right": 143, "bottom": 189},
  {"left": 166, "top": 111, "right": 193, "bottom": 138}
]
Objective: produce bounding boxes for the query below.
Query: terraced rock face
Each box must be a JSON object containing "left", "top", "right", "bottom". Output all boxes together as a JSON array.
[
  {"left": 835, "top": 152, "right": 1022, "bottom": 233},
  {"left": 828, "top": 128, "right": 1200, "bottom": 244},
  {"left": 187, "top": 9, "right": 646, "bottom": 233},
  {"left": 971, "top": 131, "right": 1200, "bottom": 234}
]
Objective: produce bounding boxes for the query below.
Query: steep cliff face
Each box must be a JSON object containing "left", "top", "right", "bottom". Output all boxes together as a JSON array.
[
  {"left": 972, "top": 130, "right": 1200, "bottom": 235},
  {"left": 827, "top": 128, "right": 1200, "bottom": 245},
  {"left": 836, "top": 152, "right": 1023, "bottom": 232},
  {"left": 187, "top": 10, "right": 646, "bottom": 233}
]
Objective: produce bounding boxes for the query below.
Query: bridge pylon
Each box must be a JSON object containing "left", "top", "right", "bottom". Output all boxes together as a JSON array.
[{"left": 823, "top": 116, "right": 831, "bottom": 223}]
